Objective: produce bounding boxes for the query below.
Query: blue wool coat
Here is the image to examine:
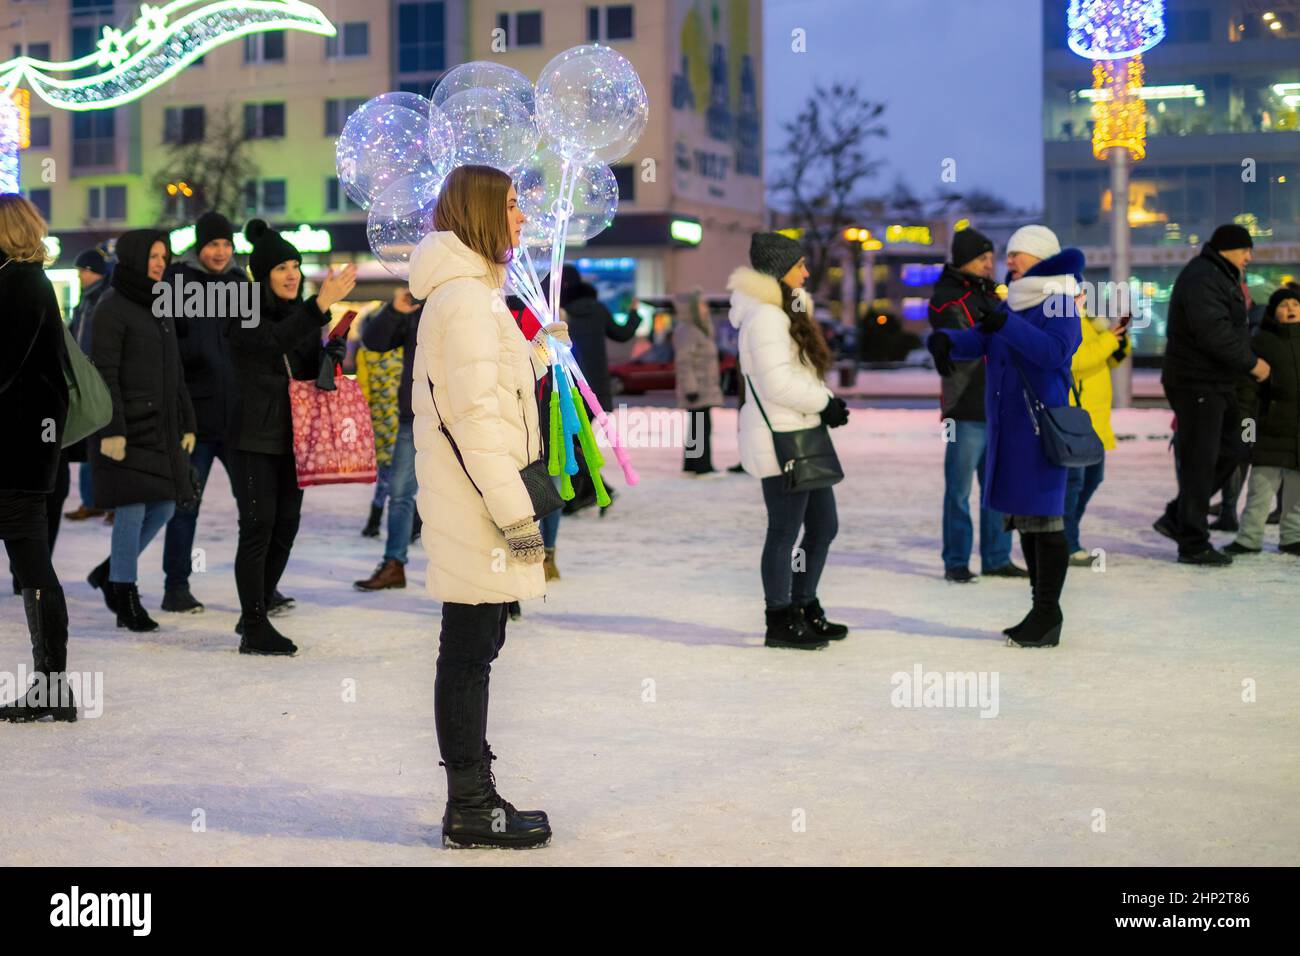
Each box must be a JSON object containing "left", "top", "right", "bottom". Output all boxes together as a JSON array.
[{"left": 941, "top": 294, "right": 1082, "bottom": 517}]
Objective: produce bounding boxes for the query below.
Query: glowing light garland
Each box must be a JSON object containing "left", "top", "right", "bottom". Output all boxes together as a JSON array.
[
  {"left": 0, "top": 1, "right": 336, "bottom": 112},
  {"left": 1068, "top": 0, "right": 1166, "bottom": 60},
  {"left": 0, "top": 95, "right": 20, "bottom": 193},
  {"left": 1091, "top": 55, "right": 1147, "bottom": 160}
]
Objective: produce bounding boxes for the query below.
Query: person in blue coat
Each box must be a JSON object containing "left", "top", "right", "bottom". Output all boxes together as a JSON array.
[{"left": 928, "top": 230, "right": 1084, "bottom": 648}]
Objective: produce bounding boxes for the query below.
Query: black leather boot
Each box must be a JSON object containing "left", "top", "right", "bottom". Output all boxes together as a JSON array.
[
  {"left": 799, "top": 598, "right": 848, "bottom": 640},
  {"left": 87, "top": 558, "right": 116, "bottom": 613},
  {"left": 484, "top": 746, "right": 548, "bottom": 825},
  {"left": 113, "top": 582, "right": 159, "bottom": 632},
  {"left": 441, "top": 760, "right": 551, "bottom": 849},
  {"left": 1, "top": 587, "right": 76, "bottom": 722},
  {"left": 238, "top": 606, "right": 298, "bottom": 656},
  {"left": 1007, "top": 532, "right": 1066, "bottom": 648},
  {"left": 1003, "top": 532, "right": 1039, "bottom": 639},
  {"left": 764, "top": 605, "right": 827, "bottom": 650},
  {"left": 361, "top": 504, "right": 382, "bottom": 538}
]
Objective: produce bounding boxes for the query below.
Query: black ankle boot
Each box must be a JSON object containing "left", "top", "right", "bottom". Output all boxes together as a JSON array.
[
  {"left": 113, "top": 582, "right": 159, "bottom": 632},
  {"left": 1007, "top": 532, "right": 1067, "bottom": 648},
  {"left": 361, "top": 504, "right": 382, "bottom": 538},
  {"left": 764, "top": 604, "right": 827, "bottom": 650},
  {"left": 87, "top": 558, "right": 116, "bottom": 613},
  {"left": 484, "top": 746, "right": 548, "bottom": 825},
  {"left": 238, "top": 607, "right": 298, "bottom": 656},
  {"left": 441, "top": 760, "right": 551, "bottom": 849},
  {"left": 0, "top": 587, "right": 76, "bottom": 723},
  {"left": 799, "top": 598, "right": 848, "bottom": 640}
]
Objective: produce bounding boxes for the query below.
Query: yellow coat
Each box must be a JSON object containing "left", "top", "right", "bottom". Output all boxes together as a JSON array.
[{"left": 1069, "top": 313, "right": 1125, "bottom": 451}]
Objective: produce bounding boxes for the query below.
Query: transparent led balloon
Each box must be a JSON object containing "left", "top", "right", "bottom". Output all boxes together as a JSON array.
[
  {"left": 535, "top": 44, "right": 649, "bottom": 161},
  {"left": 336, "top": 93, "right": 450, "bottom": 210},
  {"left": 367, "top": 174, "right": 442, "bottom": 278},
  {"left": 432, "top": 60, "right": 536, "bottom": 116},
  {"left": 518, "top": 217, "right": 555, "bottom": 277},
  {"left": 439, "top": 87, "right": 538, "bottom": 173},
  {"left": 516, "top": 146, "right": 619, "bottom": 242}
]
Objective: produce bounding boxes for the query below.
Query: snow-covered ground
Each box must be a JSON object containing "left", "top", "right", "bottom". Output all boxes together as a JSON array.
[{"left": 2, "top": 406, "right": 1297, "bottom": 866}]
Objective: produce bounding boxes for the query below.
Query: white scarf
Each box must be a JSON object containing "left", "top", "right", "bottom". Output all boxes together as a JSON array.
[{"left": 1007, "top": 273, "right": 1080, "bottom": 312}]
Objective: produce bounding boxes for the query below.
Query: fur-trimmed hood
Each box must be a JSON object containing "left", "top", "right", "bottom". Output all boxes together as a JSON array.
[{"left": 726, "top": 266, "right": 812, "bottom": 328}]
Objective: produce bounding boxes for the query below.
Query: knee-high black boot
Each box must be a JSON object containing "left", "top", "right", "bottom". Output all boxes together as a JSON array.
[
  {"left": 1003, "top": 532, "right": 1039, "bottom": 638},
  {"left": 1, "top": 587, "right": 76, "bottom": 722},
  {"left": 1007, "top": 532, "right": 1067, "bottom": 648}
]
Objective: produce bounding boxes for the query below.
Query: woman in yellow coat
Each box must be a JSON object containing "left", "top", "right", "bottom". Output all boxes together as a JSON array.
[{"left": 1066, "top": 309, "right": 1130, "bottom": 565}]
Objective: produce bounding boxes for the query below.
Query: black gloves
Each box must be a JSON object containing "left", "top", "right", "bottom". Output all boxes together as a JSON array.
[
  {"left": 820, "top": 396, "right": 849, "bottom": 428},
  {"left": 1112, "top": 332, "right": 1130, "bottom": 362},
  {"left": 977, "top": 305, "right": 1007, "bottom": 334},
  {"left": 927, "top": 332, "right": 956, "bottom": 377},
  {"left": 323, "top": 337, "right": 348, "bottom": 366}
]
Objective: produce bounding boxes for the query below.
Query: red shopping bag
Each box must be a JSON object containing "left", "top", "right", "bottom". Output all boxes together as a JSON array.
[{"left": 286, "top": 314, "right": 377, "bottom": 488}]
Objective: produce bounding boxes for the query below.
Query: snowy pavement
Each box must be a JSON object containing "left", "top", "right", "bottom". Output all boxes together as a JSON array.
[{"left": 2, "top": 407, "right": 1297, "bottom": 866}]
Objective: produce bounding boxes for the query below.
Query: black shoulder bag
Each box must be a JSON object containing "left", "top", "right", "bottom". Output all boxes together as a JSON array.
[
  {"left": 1010, "top": 355, "right": 1104, "bottom": 468},
  {"left": 429, "top": 381, "right": 563, "bottom": 522},
  {"left": 745, "top": 374, "right": 844, "bottom": 493}
]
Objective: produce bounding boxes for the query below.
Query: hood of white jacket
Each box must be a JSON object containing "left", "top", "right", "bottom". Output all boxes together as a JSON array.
[
  {"left": 1007, "top": 272, "right": 1080, "bottom": 312},
  {"left": 727, "top": 266, "right": 812, "bottom": 327},
  {"left": 408, "top": 231, "right": 503, "bottom": 301}
]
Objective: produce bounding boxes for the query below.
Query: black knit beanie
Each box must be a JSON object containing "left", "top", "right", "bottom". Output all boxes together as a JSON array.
[
  {"left": 74, "top": 247, "right": 109, "bottom": 275},
  {"left": 195, "top": 210, "right": 234, "bottom": 252},
  {"left": 1265, "top": 286, "right": 1300, "bottom": 321},
  {"left": 1208, "top": 223, "right": 1254, "bottom": 253},
  {"left": 749, "top": 232, "right": 805, "bottom": 280},
  {"left": 245, "top": 218, "right": 300, "bottom": 283},
  {"left": 951, "top": 227, "right": 994, "bottom": 268}
]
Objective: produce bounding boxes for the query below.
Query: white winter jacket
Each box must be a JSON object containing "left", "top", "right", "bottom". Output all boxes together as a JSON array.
[
  {"left": 727, "top": 267, "right": 833, "bottom": 479},
  {"left": 409, "top": 232, "right": 547, "bottom": 605}
]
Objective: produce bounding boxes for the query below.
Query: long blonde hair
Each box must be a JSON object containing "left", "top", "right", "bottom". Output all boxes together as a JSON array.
[
  {"left": 433, "top": 165, "right": 513, "bottom": 267},
  {"left": 0, "top": 193, "right": 49, "bottom": 263}
]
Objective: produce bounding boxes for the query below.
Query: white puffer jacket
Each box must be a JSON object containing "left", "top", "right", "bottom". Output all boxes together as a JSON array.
[
  {"left": 409, "top": 232, "right": 547, "bottom": 605},
  {"left": 727, "top": 266, "right": 833, "bottom": 479}
]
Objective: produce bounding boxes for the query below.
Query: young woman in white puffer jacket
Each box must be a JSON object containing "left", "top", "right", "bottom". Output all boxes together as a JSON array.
[{"left": 728, "top": 232, "right": 851, "bottom": 651}]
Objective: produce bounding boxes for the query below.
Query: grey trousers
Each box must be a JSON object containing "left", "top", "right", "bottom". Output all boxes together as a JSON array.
[{"left": 1235, "top": 465, "right": 1300, "bottom": 549}]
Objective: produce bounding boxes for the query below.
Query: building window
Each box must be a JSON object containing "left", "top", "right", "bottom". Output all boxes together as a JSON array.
[
  {"left": 497, "top": 11, "right": 543, "bottom": 49},
  {"left": 88, "top": 184, "right": 127, "bottom": 221},
  {"left": 397, "top": 2, "right": 446, "bottom": 73},
  {"left": 611, "top": 163, "right": 635, "bottom": 201},
  {"left": 324, "top": 98, "right": 366, "bottom": 136},
  {"left": 326, "top": 178, "right": 365, "bottom": 212},
  {"left": 13, "top": 42, "right": 52, "bottom": 60},
  {"left": 30, "top": 117, "right": 51, "bottom": 149},
  {"left": 164, "top": 106, "right": 205, "bottom": 144},
  {"left": 244, "top": 103, "right": 286, "bottom": 139},
  {"left": 245, "top": 179, "right": 287, "bottom": 215},
  {"left": 71, "top": 0, "right": 114, "bottom": 9},
  {"left": 244, "top": 30, "right": 286, "bottom": 64},
  {"left": 1165, "top": 8, "right": 1212, "bottom": 43},
  {"left": 587, "top": 5, "right": 634, "bottom": 42},
  {"left": 27, "top": 188, "right": 51, "bottom": 221},
  {"left": 326, "top": 22, "right": 369, "bottom": 58},
  {"left": 72, "top": 109, "right": 115, "bottom": 167}
]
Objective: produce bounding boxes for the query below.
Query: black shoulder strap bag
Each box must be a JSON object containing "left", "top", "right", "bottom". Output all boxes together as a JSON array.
[
  {"left": 745, "top": 374, "right": 844, "bottom": 493},
  {"left": 429, "top": 378, "right": 563, "bottom": 522},
  {"left": 1010, "top": 354, "right": 1105, "bottom": 468}
]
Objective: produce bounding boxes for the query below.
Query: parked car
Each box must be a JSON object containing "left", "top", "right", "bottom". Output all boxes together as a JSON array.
[{"left": 609, "top": 342, "right": 738, "bottom": 396}]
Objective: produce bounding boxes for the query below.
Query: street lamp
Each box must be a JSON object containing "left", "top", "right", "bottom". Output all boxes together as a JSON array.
[
  {"left": 1068, "top": 0, "right": 1166, "bottom": 407},
  {"left": 842, "top": 227, "right": 872, "bottom": 329}
]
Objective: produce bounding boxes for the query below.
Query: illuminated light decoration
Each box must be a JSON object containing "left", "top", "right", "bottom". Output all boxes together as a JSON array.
[
  {"left": 0, "top": 2, "right": 336, "bottom": 112},
  {"left": 0, "top": 94, "right": 19, "bottom": 193},
  {"left": 1090, "top": 55, "right": 1146, "bottom": 160},
  {"left": 10, "top": 88, "right": 28, "bottom": 149},
  {"left": 862, "top": 238, "right": 884, "bottom": 251},
  {"left": 775, "top": 227, "right": 804, "bottom": 240},
  {"left": 953, "top": 218, "right": 970, "bottom": 232},
  {"left": 170, "top": 223, "right": 332, "bottom": 256},
  {"left": 884, "top": 224, "right": 932, "bottom": 246},
  {"left": 44, "top": 236, "right": 61, "bottom": 260},
  {"left": 1078, "top": 82, "right": 1202, "bottom": 101},
  {"left": 1273, "top": 82, "right": 1300, "bottom": 108},
  {"left": 1067, "top": 0, "right": 1166, "bottom": 60},
  {"left": 669, "top": 218, "right": 703, "bottom": 245}
]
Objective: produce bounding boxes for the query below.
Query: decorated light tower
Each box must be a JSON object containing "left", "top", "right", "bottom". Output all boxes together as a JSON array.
[{"left": 1068, "top": 0, "right": 1165, "bottom": 407}]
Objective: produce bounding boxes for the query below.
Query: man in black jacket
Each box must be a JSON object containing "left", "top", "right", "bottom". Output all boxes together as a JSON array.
[
  {"left": 354, "top": 288, "right": 423, "bottom": 591},
  {"left": 928, "top": 228, "right": 1021, "bottom": 582},
  {"left": 62, "top": 247, "right": 111, "bottom": 522},
  {"left": 1155, "top": 224, "right": 1270, "bottom": 565},
  {"left": 159, "top": 211, "right": 247, "bottom": 612}
]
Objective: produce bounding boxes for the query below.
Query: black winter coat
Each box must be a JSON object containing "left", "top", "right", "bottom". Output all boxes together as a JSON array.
[
  {"left": 66, "top": 278, "right": 108, "bottom": 463},
  {"left": 929, "top": 264, "right": 1000, "bottom": 422},
  {"left": 566, "top": 286, "right": 636, "bottom": 411},
  {"left": 226, "top": 291, "right": 330, "bottom": 455},
  {"left": 169, "top": 260, "right": 247, "bottom": 442},
  {"left": 1250, "top": 318, "right": 1300, "bottom": 470},
  {"left": 360, "top": 301, "right": 419, "bottom": 423},
  {"left": 0, "top": 259, "right": 69, "bottom": 494},
  {"left": 89, "top": 287, "right": 197, "bottom": 508},
  {"left": 1162, "top": 245, "right": 1258, "bottom": 392}
]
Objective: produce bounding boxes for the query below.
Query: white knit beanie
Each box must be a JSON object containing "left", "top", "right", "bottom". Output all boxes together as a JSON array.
[{"left": 1006, "top": 225, "right": 1062, "bottom": 261}]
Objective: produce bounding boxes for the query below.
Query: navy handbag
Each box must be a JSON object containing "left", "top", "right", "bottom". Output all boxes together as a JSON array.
[{"left": 1010, "top": 356, "right": 1105, "bottom": 468}]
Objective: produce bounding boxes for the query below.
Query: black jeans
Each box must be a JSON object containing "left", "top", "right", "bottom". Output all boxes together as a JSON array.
[
  {"left": 230, "top": 450, "right": 303, "bottom": 614},
  {"left": 683, "top": 407, "right": 714, "bottom": 473},
  {"left": 9, "top": 456, "right": 68, "bottom": 590},
  {"left": 3, "top": 492, "right": 60, "bottom": 592},
  {"left": 1163, "top": 386, "right": 1247, "bottom": 555},
  {"left": 760, "top": 476, "right": 838, "bottom": 609},
  {"left": 435, "top": 602, "right": 508, "bottom": 769},
  {"left": 163, "top": 439, "right": 233, "bottom": 589}
]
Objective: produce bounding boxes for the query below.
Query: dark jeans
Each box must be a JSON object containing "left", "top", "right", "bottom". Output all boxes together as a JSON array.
[
  {"left": 230, "top": 450, "right": 303, "bottom": 614},
  {"left": 434, "top": 601, "right": 508, "bottom": 768},
  {"left": 941, "top": 420, "right": 1011, "bottom": 571},
  {"left": 10, "top": 456, "right": 68, "bottom": 589},
  {"left": 683, "top": 407, "right": 714, "bottom": 473},
  {"left": 162, "top": 439, "right": 233, "bottom": 590},
  {"left": 1063, "top": 455, "right": 1106, "bottom": 554},
  {"left": 760, "top": 475, "right": 838, "bottom": 609},
  {"left": 1163, "top": 386, "right": 1247, "bottom": 555}
]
